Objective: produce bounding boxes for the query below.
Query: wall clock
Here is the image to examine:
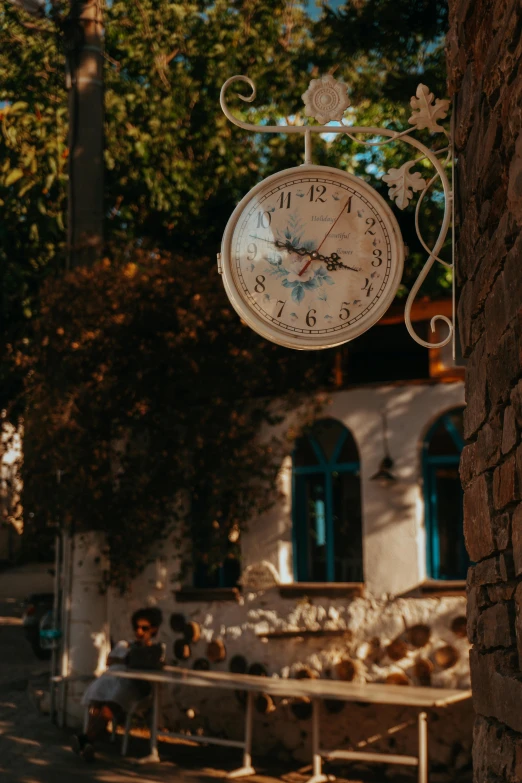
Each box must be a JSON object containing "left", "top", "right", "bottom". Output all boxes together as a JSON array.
[
  {"left": 219, "top": 163, "right": 404, "bottom": 350},
  {"left": 218, "top": 74, "right": 453, "bottom": 352}
]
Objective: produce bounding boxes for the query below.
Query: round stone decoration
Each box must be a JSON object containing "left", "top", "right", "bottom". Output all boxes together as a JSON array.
[
  {"left": 406, "top": 624, "right": 431, "bottom": 648},
  {"left": 450, "top": 616, "right": 468, "bottom": 638}
]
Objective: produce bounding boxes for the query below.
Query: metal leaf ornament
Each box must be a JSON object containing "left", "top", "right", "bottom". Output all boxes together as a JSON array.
[
  {"left": 408, "top": 84, "right": 450, "bottom": 133},
  {"left": 302, "top": 75, "right": 350, "bottom": 125},
  {"left": 382, "top": 161, "right": 426, "bottom": 210}
]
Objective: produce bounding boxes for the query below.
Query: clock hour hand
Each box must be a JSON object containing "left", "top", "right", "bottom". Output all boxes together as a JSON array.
[
  {"left": 324, "top": 253, "right": 360, "bottom": 273},
  {"left": 248, "top": 236, "right": 359, "bottom": 272},
  {"left": 298, "top": 250, "right": 360, "bottom": 275}
]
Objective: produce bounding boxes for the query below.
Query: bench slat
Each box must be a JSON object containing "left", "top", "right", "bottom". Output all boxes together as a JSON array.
[
  {"left": 326, "top": 749, "right": 419, "bottom": 766},
  {"left": 109, "top": 667, "right": 471, "bottom": 709}
]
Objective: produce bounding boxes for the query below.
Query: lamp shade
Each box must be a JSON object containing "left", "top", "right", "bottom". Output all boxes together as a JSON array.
[
  {"left": 370, "top": 455, "right": 397, "bottom": 485},
  {"left": 371, "top": 409, "right": 397, "bottom": 486}
]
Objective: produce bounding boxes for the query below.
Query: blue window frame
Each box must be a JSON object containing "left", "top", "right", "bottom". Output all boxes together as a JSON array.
[
  {"left": 292, "top": 419, "right": 363, "bottom": 583},
  {"left": 423, "top": 408, "right": 468, "bottom": 580}
]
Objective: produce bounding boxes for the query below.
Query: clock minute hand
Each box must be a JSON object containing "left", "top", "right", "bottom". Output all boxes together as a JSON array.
[
  {"left": 248, "top": 235, "right": 312, "bottom": 256},
  {"left": 248, "top": 234, "right": 279, "bottom": 246}
]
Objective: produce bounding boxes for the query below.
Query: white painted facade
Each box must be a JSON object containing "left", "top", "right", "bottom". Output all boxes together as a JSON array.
[
  {"left": 243, "top": 380, "right": 465, "bottom": 596},
  {"left": 64, "top": 380, "right": 471, "bottom": 773},
  {"left": 0, "top": 421, "right": 23, "bottom": 561}
]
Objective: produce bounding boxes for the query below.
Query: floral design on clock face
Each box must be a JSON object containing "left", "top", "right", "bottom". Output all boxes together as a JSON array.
[{"left": 229, "top": 170, "right": 402, "bottom": 344}]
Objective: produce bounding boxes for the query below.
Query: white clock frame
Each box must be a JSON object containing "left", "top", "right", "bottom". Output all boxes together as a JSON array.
[
  {"left": 220, "top": 164, "right": 405, "bottom": 350},
  {"left": 219, "top": 74, "right": 454, "bottom": 354}
]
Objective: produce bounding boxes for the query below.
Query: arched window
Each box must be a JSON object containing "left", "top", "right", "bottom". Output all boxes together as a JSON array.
[
  {"left": 292, "top": 419, "right": 363, "bottom": 583},
  {"left": 423, "top": 407, "right": 468, "bottom": 580}
]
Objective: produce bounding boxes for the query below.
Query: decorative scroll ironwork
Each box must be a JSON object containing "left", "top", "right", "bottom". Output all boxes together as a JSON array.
[{"left": 220, "top": 75, "right": 454, "bottom": 353}]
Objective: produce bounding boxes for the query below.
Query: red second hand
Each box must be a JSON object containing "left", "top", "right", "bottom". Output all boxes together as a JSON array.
[{"left": 298, "top": 196, "right": 351, "bottom": 277}]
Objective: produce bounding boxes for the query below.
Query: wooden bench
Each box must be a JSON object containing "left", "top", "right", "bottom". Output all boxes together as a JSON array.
[{"left": 109, "top": 666, "right": 471, "bottom": 782}]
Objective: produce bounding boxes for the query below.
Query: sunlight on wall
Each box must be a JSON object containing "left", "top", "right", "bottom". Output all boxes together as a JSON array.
[
  {"left": 415, "top": 487, "right": 427, "bottom": 583},
  {"left": 278, "top": 541, "right": 293, "bottom": 583}
]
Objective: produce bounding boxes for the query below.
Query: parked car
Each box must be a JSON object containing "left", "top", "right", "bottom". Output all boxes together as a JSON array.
[
  {"left": 38, "top": 610, "right": 62, "bottom": 652},
  {"left": 21, "top": 593, "right": 54, "bottom": 659}
]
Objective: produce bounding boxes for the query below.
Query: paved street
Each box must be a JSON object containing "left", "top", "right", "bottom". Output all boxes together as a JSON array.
[
  {"left": 0, "top": 597, "right": 412, "bottom": 783},
  {"left": 0, "top": 598, "right": 235, "bottom": 783}
]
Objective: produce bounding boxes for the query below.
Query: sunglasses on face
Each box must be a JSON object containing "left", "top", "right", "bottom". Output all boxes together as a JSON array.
[{"left": 135, "top": 623, "right": 152, "bottom": 631}]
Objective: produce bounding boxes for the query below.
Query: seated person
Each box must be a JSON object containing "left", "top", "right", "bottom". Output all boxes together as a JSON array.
[{"left": 72, "top": 606, "right": 165, "bottom": 761}]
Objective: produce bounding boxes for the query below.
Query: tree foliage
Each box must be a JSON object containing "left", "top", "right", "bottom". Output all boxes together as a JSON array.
[
  {"left": 1, "top": 0, "right": 450, "bottom": 581},
  {"left": 0, "top": 0, "right": 450, "bottom": 340},
  {"left": 0, "top": 3, "right": 67, "bottom": 405},
  {"left": 103, "top": 0, "right": 314, "bottom": 254},
  {"left": 20, "top": 250, "right": 327, "bottom": 587}
]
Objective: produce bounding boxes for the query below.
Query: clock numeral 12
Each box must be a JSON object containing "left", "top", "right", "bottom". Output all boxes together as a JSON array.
[{"left": 307, "top": 184, "right": 326, "bottom": 203}]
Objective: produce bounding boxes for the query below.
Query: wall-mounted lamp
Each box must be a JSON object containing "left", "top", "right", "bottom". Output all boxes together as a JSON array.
[{"left": 370, "top": 410, "right": 397, "bottom": 486}]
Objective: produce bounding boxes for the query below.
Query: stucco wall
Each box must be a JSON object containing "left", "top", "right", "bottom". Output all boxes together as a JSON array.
[
  {"left": 243, "top": 381, "right": 465, "bottom": 596},
  {"left": 106, "top": 381, "right": 470, "bottom": 771},
  {"left": 108, "top": 568, "right": 471, "bottom": 773},
  {"left": 62, "top": 532, "right": 110, "bottom": 724},
  {"left": 66, "top": 380, "right": 472, "bottom": 773},
  {"left": 0, "top": 421, "right": 23, "bottom": 561}
]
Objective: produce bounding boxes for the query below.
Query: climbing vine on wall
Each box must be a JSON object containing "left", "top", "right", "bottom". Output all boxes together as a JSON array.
[{"left": 18, "top": 248, "right": 327, "bottom": 589}]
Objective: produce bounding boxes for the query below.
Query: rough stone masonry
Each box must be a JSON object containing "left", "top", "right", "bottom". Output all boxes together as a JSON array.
[{"left": 447, "top": 0, "right": 522, "bottom": 780}]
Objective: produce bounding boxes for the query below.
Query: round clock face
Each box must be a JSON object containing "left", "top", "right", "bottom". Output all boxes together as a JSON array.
[{"left": 220, "top": 165, "right": 404, "bottom": 350}]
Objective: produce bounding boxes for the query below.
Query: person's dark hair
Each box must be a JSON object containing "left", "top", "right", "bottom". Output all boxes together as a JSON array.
[{"left": 131, "top": 607, "right": 163, "bottom": 637}]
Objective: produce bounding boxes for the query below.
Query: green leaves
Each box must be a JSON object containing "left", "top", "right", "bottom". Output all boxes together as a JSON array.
[
  {"left": 5, "top": 168, "right": 24, "bottom": 187},
  {"left": 1, "top": 0, "right": 450, "bottom": 581},
  {"left": 0, "top": 1, "right": 67, "bottom": 385},
  {"left": 8, "top": 101, "right": 29, "bottom": 114},
  {"left": 100, "top": 0, "right": 315, "bottom": 255},
  {"left": 21, "top": 248, "right": 327, "bottom": 587}
]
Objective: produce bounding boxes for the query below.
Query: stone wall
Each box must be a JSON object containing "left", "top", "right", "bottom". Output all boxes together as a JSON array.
[
  {"left": 109, "top": 577, "right": 472, "bottom": 773},
  {"left": 63, "top": 527, "right": 473, "bottom": 773},
  {"left": 64, "top": 376, "right": 470, "bottom": 768},
  {"left": 447, "top": 0, "right": 522, "bottom": 780}
]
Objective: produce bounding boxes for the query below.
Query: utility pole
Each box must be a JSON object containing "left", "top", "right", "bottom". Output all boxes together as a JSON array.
[
  {"left": 10, "top": 0, "right": 108, "bottom": 727},
  {"left": 64, "top": 0, "right": 104, "bottom": 268},
  {"left": 59, "top": 3, "right": 108, "bottom": 728}
]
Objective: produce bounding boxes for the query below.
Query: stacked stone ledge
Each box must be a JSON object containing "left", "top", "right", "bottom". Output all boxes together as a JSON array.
[{"left": 448, "top": 0, "right": 522, "bottom": 779}]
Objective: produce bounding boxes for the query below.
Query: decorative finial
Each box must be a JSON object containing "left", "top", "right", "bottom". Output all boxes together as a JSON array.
[{"left": 301, "top": 75, "right": 350, "bottom": 125}]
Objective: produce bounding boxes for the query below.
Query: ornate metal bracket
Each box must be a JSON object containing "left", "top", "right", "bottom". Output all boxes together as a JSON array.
[{"left": 220, "top": 75, "right": 454, "bottom": 354}]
